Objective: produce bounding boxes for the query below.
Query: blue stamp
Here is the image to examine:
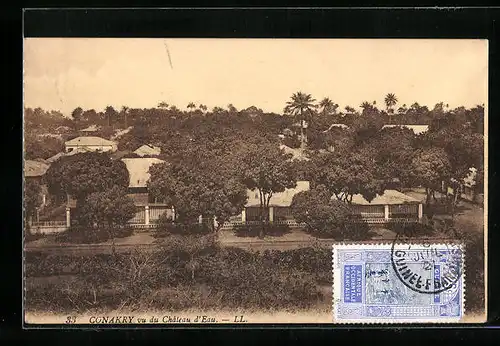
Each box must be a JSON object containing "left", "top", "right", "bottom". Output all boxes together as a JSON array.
[{"left": 333, "top": 243, "right": 464, "bottom": 323}]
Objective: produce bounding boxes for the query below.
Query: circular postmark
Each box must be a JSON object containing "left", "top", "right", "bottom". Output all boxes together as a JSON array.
[{"left": 390, "top": 227, "right": 463, "bottom": 295}]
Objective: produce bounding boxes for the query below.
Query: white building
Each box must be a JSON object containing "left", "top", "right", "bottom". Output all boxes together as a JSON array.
[
  {"left": 382, "top": 125, "right": 429, "bottom": 135},
  {"left": 64, "top": 136, "right": 117, "bottom": 153}
]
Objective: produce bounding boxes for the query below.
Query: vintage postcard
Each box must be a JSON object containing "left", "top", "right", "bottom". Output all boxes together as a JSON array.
[{"left": 23, "top": 38, "right": 487, "bottom": 325}]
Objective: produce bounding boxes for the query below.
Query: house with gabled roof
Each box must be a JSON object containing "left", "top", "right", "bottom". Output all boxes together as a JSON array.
[
  {"left": 65, "top": 136, "right": 117, "bottom": 154},
  {"left": 24, "top": 160, "right": 50, "bottom": 207},
  {"left": 134, "top": 144, "right": 161, "bottom": 157},
  {"left": 120, "top": 157, "right": 174, "bottom": 225}
]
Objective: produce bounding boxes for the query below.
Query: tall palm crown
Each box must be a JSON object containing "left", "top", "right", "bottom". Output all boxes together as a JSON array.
[
  {"left": 284, "top": 92, "right": 317, "bottom": 149},
  {"left": 187, "top": 102, "right": 196, "bottom": 110},
  {"left": 384, "top": 93, "right": 398, "bottom": 113},
  {"left": 319, "top": 97, "right": 335, "bottom": 115},
  {"left": 384, "top": 93, "right": 398, "bottom": 124},
  {"left": 360, "top": 101, "right": 372, "bottom": 110}
]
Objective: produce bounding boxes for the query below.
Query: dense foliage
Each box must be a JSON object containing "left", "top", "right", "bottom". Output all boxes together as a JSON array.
[{"left": 25, "top": 243, "right": 330, "bottom": 313}]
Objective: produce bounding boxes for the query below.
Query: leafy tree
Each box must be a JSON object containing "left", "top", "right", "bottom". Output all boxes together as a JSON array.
[
  {"left": 239, "top": 141, "right": 298, "bottom": 238},
  {"left": 80, "top": 109, "right": 100, "bottom": 126},
  {"left": 25, "top": 179, "right": 43, "bottom": 223},
  {"left": 227, "top": 104, "right": 238, "bottom": 113},
  {"left": 290, "top": 185, "right": 352, "bottom": 238},
  {"left": 409, "top": 147, "right": 451, "bottom": 206},
  {"left": 311, "top": 151, "right": 385, "bottom": 204},
  {"left": 24, "top": 135, "right": 64, "bottom": 160},
  {"left": 71, "top": 107, "right": 84, "bottom": 121},
  {"left": 45, "top": 152, "right": 129, "bottom": 203},
  {"left": 198, "top": 104, "right": 208, "bottom": 112},
  {"left": 367, "top": 126, "right": 415, "bottom": 183},
  {"left": 212, "top": 106, "right": 226, "bottom": 115},
  {"left": 284, "top": 92, "right": 317, "bottom": 149},
  {"left": 76, "top": 186, "right": 136, "bottom": 254},
  {"left": 148, "top": 147, "right": 248, "bottom": 232},
  {"left": 352, "top": 103, "right": 384, "bottom": 144}
]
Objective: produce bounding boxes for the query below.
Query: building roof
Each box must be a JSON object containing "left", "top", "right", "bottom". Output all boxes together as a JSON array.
[
  {"left": 111, "top": 126, "right": 134, "bottom": 140},
  {"left": 382, "top": 125, "right": 429, "bottom": 135},
  {"left": 45, "top": 150, "right": 80, "bottom": 163},
  {"left": 65, "top": 136, "right": 116, "bottom": 146},
  {"left": 351, "top": 189, "right": 421, "bottom": 205},
  {"left": 121, "top": 157, "right": 165, "bottom": 188},
  {"left": 80, "top": 125, "right": 100, "bottom": 132},
  {"left": 323, "top": 123, "right": 350, "bottom": 132},
  {"left": 24, "top": 160, "right": 50, "bottom": 177},
  {"left": 134, "top": 144, "right": 161, "bottom": 157},
  {"left": 279, "top": 144, "right": 310, "bottom": 161},
  {"left": 246, "top": 181, "right": 310, "bottom": 207}
]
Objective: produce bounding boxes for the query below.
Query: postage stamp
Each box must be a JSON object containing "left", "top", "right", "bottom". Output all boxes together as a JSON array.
[{"left": 332, "top": 242, "right": 465, "bottom": 323}]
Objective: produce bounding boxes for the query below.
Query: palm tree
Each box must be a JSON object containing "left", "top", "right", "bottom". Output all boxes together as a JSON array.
[
  {"left": 157, "top": 101, "right": 169, "bottom": 109},
  {"left": 187, "top": 102, "right": 196, "bottom": 111},
  {"left": 284, "top": 92, "right": 317, "bottom": 149},
  {"left": 360, "top": 101, "right": 372, "bottom": 111},
  {"left": 384, "top": 93, "right": 398, "bottom": 124},
  {"left": 319, "top": 97, "right": 335, "bottom": 116},
  {"left": 344, "top": 105, "right": 356, "bottom": 114},
  {"left": 121, "top": 106, "right": 129, "bottom": 128},
  {"left": 199, "top": 104, "right": 208, "bottom": 113},
  {"left": 105, "top": 105, "right": 117, "bottom": 127}
]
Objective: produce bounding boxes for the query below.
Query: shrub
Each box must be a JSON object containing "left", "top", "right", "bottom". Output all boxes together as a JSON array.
[
  {"left": 55, "top": 226, "right": 133, "bottom": 244},
  {"left": 25, "top": 245, "right": 331, "bottom": 313},
  {"left": 233, "top": 224, "right": 291, "bottom": 237},
  {"left": 388, "top": 222, "right": 436, "bottom": 237},
  {"left": 158, "top": 222, "right": 212, "bottom": 235}
]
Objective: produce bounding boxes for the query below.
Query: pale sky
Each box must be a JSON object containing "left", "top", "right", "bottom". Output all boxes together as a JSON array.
[{"left": 23, "top": 38, "right": 488, "bottom": 116}]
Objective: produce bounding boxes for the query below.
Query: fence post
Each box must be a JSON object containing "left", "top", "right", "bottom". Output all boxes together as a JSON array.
[
  {"left": 384, "top": 205, "right": 389, "bottom": 221},
  {"left": 269, "top": 207, "right": 274, "bottom": 222},
  {"left": 418, "top": 203, "right": 423, "bottom": 221},
  {"left": 65, "top": 207, "right": 71, "bottom": 227},
  {"left": 171, "top": 206, "right": 176, "bottom": 221},
  {"left": 145, "top": 205, "right": 150, "bottom": 225},
  {"left": 198, "top": 215, "right": 203, "bottom": 224},
  {"left": 241, "top": 209, "right": 246, "bottom": 222}
]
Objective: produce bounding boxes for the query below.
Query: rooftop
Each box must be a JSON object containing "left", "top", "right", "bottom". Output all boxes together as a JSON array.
[
  {"left": 45, "top": 150, "right": 80, "bottom": 163},
  {"left": 80, "top": 125, "right": 100, "bottom": 132},
  {"left": 65, "top": 136, "right": 116, "bottom": 146},
  {"left": 121, "top": 157, "right": 165, "bottom": 188},
  {"left": 24, "top": 160, "right": 50, "bottom": 177},
  {"left": 134, "top": 144, "right": 161, "bottom": 157},
  {"left": 323, "top": 123, "right": 350, "bottom": 132},
  {"left": 351, "top": 189, "right": 421, "bottom": 205},
  {"left": 246, "top": 181, "right": 310, "bottom": 207},
  {"left": 382, "top": 125, "right": 429, "bottom": 135},
  {"left": 279, "top": 144, "right": 310, "bottom": 161}
]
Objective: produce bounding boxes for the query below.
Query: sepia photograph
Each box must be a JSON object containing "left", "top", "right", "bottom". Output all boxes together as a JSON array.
[{"left": 22, "top": 38, "right": 487, "bottom": 324}]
